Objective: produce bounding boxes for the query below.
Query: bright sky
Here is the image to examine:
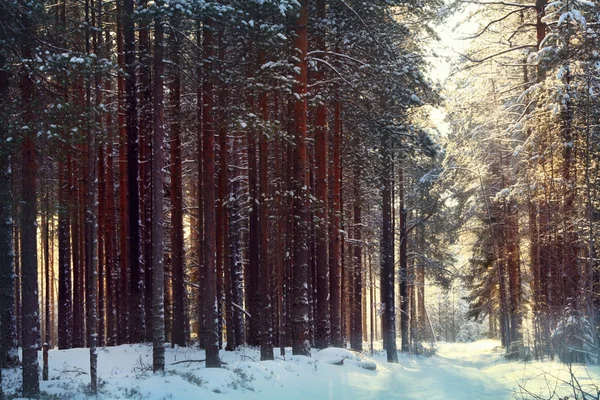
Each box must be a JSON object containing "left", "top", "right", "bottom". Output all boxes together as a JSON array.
[{"left": 427, "top": 5, "right": 481, "bottom": 135}]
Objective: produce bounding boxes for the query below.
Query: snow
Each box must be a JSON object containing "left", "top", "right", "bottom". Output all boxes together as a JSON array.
[{"left": 2, "top": 340, "right": 599, "bottom": 399}]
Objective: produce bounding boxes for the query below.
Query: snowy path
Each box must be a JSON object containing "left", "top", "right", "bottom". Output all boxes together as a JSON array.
[{"left": 4, "top": 340, "right": 600, "bottom": 399}]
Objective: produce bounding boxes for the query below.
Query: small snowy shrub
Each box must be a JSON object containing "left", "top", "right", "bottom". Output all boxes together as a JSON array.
[
  {"left": 552, "top": 310, "right": 597, "bottom": 363},
  {"left": 456, "top": 321, "right": 484, "bottom": 342}
]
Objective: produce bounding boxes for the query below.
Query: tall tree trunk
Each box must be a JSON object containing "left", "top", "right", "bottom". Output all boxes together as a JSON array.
[
  {"left": 381, "top": 135, "right": 398, "bottom": 363},
  {"left": 71, "top": 155, "right": 84, "bottom": 348},
  {"left": 329, "top": 99, "right": 342, "bottom": 347},
  {"left": 292, "top": 0, "right": 311, "bottom": 357},
  {"left": 84, "top": 0, "right": 98, "bottom": 390},
  {"left": 139, "top": 0, "right": 153, "bottom": 342},
  {"left": 417, "top": 222, "right": 426, "bottom": 343},
  {"left": 258, "top": 55, "right": 274, "bottom": 360},
  {"left": 94, "top": 0, "right": 106, "bottom": 348},
  {"left": 124, "top": 0, "right": 144, "bottom": 343},
  {"left": 246, "top": 49, "right": 260, "bottom": 348},
  {"left": 20, "top": 9, "right": 41, "bottom": 392},
  {"left": 169, "top": 19, "right": 186, "bottom": 348},
  {"left": 104, "top": 28, "right": 117, "bottom": 344},
  {"left": 399, "top": 167, "right": 409, "bottom": 352},
  {"left": 228, "top": 130, "right": 244, "bottom": 349},
  {"left": 13, "top": 160, "right": 21, "bottom": 350},
  {"left": 351, "top": 166, "right": 362, "bottom": 351},
  {"left": 0, "top": 48, "right": 18, "bottom": 368},
  {"left": 196, "top": 20, "right": 206, "bottom": 349},
  {"left": 314, "top": 0, "right": 330, "bottom": 350},
  {"left": 58, "top": 154, "right": 73, "bottom": 349},
  {"left": 274, "top": 107, "right": 286, "bottom": 353},
  {"left": 216, "top": 30, "right": 232, "bottom": 351},
  {"left": 43, "top": 192, "right": 50, "bottom": 353},
  {"left": 202, "top": 9, "right": 221, "bottom": 368},
  {"left": 116, "top": 0, "right": 129, "bottom": 344},
  {"left": 152, "top": 13, "right": 166, "bottom": 372}
]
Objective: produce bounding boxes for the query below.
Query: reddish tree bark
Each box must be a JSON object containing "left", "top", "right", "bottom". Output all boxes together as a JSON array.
[
  {"left": 203, "top": 9, "right": 221, "bottom": 367},
  {"left": 399, "top": 167, "right": 408, "bottom": 352},
  {"left": 228, "top": 128, "right": 245, "bottom": 349},
  {"left": 351, "top": 165, "right": 362, "bottom": 351},
  {"left": 152, "top": 13, "right": 166, "bottom": 371},
  {"left": 329, "top": 99, "right": 342, "bottom": 347},
  {"left": 292, "top": 0, "right": 311, "bottom": 357},
  {"left": 216, "top": 30, "right": 231, "bottom": 351},
  {"left": 20, "top": 29, "right": 40, "bottom": 393},
  {"left": 170, "top": 22, "right": 186, "bottom": 348},
  {"left": 246, "top": 49, "right": 260, "bottom": 347},
  {"left": 58, "top": 153, "right": 72, "bottom": 349},
  {"left": 104, "top": 25, "right": 117, "bottom": 345},
  {"left": 117, "top": 0, "right": 129, "bottom": 344},
  {"left": 314, "top": 0, "right": 330, "bottom": 350},
  {"left": 0, "top": 49, "right": 18, "bottom": 367},
  {"left": 124, "top": 0, "right": 144, "bottom": 343},
  {"left": 381, "top": 135, "right": 398, "bottom": 363},
  {"left": 139, "top": 1, "right": 153, "bottom": 342},
  {"left": 258, "top": 51, "right": 273, "bottom": 360},
  {"left": 71, "top": 153, "right": 84, "bottom": 348}
]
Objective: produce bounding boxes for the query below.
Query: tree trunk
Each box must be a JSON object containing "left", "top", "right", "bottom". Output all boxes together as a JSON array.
[
  {"left": 314, "top": 0, "right": 330, "bottom": 350},
  {"left": 216, "top": 30, "right": 232, "bottom": 351},
  {"left": 228, "top": 130, "right": 245, "bottom": 349},
  {"left": 202, "top": 10, "right": 221, "bottom": 368},
  {"left": 381, "top": 135, "right": 398, "bottom": 363},
  {"left": 0, "top": 48, "right": 18, "bottom": 368},
  {"left": 351, "top": 166, "right": 362, "bottom": 351},
  {"left": 139, "top": 0, "right": 153, "bottom": 343},
  {"left": 124, "top": 0, "right": 144, "bottom": 343},
  {"left": 71, "top": 154, "right": 84, "bottom": 348},
  {"left": 329, "top": 98, "right": 342, "bottom": 348},
  {"left": 292, "top": 0, "right": 311, "bottom": 357},
  {"left": 246, "top": 50, "right": 260, "bottom": 348},
  {"left": 169, "top": 18, "right": 186, "bottom": 348},
  {"left": 215, "top": 31, "right": 226, "bottom": 351},
  {"left": 20, "top": 12, "right": 41, "bottom": 393},
  {"left": 258, "top": 56, "right": 274, "bottom": 360},
  {"left": 104, "top": 30, "right": 117, "bottom": 345},
  {"left": 152, "top": 14, "right": 166, "bottom": 372},
  {"left": 84, "top": 0, "right": 98, "bottom": 390},
  {"left": 399, "top": 167, "right": 409, "bottom": 352},
  {"left": 116, "top": 0, "right": 129, "bottom": 344},
  {"left": 94, "top": 1, "right": 106, "bottom": 348},
  {"left": 58, "top": 153, "right": 73, "bottom": 350}
]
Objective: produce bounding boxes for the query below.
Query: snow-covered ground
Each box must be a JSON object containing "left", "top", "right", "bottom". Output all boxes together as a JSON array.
[{"left": 3, "top": 340, "right": 599, "bottom": 399}]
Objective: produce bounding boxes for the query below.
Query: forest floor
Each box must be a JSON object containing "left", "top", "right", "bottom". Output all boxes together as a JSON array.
[{"left": 4, "top": 339, "right": 600, "bottom": 399}]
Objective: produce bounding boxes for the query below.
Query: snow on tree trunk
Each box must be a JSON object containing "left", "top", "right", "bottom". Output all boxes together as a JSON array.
[
  {"left": 258, "top": 54, "right": 274, "bottom": 360},
  {"left": 314, "top": 0, "right": 330, "bottom": 351},
  {"left": 292, "top": 0, "right": 311, "bottom": 358},
  {"left": 381, "top": 135, "right": 398, "bottom": 363},
  {"left": 202, "top": 7, "right": 221, "bottom": 368},
  {"left": 329, "top": 99, "right": 342, "bottom": 348},
  {"left": 169, "top": 16, "right": 186, "bottom": 349},
  {"left": 84, "top": 0, "right": 98, "bottom": 391},
  {"left": 152, "top": 12, "right": 166, "bottom": 372},
  {"left": 0, "top": 51, "right": 18, "bottom": 369},
  {"left": 20, "top": 8, "right": 41, "bottom": 392},
  {"left": 124, "top": 0, "right": 144, "bottom": 344}
]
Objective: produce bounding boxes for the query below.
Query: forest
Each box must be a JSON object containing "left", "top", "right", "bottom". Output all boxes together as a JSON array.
[{"left": 0, "top": 0, "right": 599, "bottom": 398}]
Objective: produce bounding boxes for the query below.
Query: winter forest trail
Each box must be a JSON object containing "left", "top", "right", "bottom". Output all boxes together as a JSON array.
[{"left": 5, "top": 340, "right": 599, "bottom": 399}]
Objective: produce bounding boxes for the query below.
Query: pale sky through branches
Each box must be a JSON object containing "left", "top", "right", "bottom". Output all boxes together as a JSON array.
[{"left": 428, "top": 5, "right": 480, "bottom": 135}]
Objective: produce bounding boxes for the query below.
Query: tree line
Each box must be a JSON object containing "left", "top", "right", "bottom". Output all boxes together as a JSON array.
[
  {"left": 444, "top": 0, "right": 600, "bottom": 363},
  {"left": 0, "top": 0, "right": 447, "bottom": 397}
]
